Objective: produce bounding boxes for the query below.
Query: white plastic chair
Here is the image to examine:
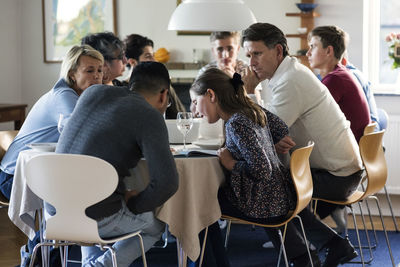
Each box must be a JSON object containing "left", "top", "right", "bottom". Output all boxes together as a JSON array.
[{"left": 25, "top": 153, "right": 147, "bottom": 267}]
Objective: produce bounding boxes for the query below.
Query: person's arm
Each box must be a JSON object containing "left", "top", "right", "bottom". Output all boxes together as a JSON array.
[
  {"left": 263, "top": 109, "right": 289, "bottom": 144},
  {"left": 221, "top": 119, "right": 273, "bottom": 181},
  {"left": 126, "top": 110, "right": 179, "bottom": 214}
]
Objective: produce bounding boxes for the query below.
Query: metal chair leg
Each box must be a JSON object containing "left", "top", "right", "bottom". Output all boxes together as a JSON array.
[
  {"left": 276, "top": 229, "right": 289, "bottom": 267},
  {"left": 295, "top": 215, "right": 314, "bottom": 267},
  {"left": 348, "top": 205, "right": 366, "bottom": 267},
  {"left": 351, "top": 202, "right": 374, "bottom": 264},
  {"left": 361, "top": 183, "right": 378, "bottom": 247},
  {"left": 137, "top": 233, "right": 148, "bottom": 267},
  {"left": 370, "top": 196, "right": 396, "bottom": 267},
  {"left": 383, "top": 185, "right": 399, "bottom": 232},
  {"left": 224, "top": 220, "right": 232, "bottom": 249}
]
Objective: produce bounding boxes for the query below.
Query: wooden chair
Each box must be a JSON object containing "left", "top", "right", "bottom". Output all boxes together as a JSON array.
[
  {"left": 25, "top": 154, "right": 148, "bottom": 267},
  {"left": 313, "top": 130, "right": 395, "bottom": 267},
  {"left": 0, "top": 130, "right": 18, "bottom": 206},
  {"left": 222, "top": 142, "right": 315, "bottom": 267}
]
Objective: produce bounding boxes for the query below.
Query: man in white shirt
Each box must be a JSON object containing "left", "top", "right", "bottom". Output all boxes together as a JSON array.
[{"left": 242, "top": 22, "right": 362, "bottom": 267}]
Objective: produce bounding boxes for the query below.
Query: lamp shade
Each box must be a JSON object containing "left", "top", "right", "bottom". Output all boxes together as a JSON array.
[{"left": 168, "top": 0, "right": 257, "bottom": 31}]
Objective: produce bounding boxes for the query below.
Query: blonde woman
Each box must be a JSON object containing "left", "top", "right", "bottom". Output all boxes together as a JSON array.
[{"left": 0, "top": 45, "right": 103, "bottom": 200}]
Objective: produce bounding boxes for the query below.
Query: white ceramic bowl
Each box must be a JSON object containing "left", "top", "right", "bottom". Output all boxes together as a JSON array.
[
  {"left": 297, "top": 27, "right": 307, "bottom": 34},
  {"left": 27, "top": 143, "right": 57, "bottom": 152},
  {"left": 165, "top": 118, "right": 201, "bottom": 144}
]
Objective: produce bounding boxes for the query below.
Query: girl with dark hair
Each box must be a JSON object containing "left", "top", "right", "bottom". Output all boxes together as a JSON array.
[{"left": 190, "top": 68, "right": 296, "bottom": 266}]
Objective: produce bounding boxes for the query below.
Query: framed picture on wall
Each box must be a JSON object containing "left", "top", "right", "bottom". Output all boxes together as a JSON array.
[
  {"left": 176, "top": 0, "right": 211, "bottom": 36},
  {"left": 42, "top": 0, "right": 117, "bottom": 63}
]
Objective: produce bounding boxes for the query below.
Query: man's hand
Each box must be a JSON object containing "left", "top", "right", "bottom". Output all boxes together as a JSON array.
[
  {"left": 217, "top": 147, "right": 237, "bottom": 171},
  {"left": 218, "top": 63, "right": 235, "bottom": 77},
  {"left": 242, "top": 66, "right": 261, "bottom": 94},
  {"left": 125, "top": 189, "right": 139, "bottom": 203},
  {"left": 275, "top": 135, "right": 296, "bottom": 154}
]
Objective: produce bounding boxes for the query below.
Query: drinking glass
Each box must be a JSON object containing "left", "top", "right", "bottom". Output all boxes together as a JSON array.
[
  {"left": 57, "top": 114, "right": 71, "bottom": 134},
  {"left": 176, "top": 112, "right": 193, "bottom": 151}
]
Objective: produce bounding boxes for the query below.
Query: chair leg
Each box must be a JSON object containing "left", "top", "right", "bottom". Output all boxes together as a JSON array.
[
  {"left": 369, "top": 196, "right": 396, "bottom": 267},
  {"left": 361, "top": 183, "right": 379, "bottom": 247},
  {"left": 104, "top": 245, "right": 118, "bottom": 267},
  {"left": 295, "top": 215, "right": 314, "bottom": 267},
  {"left": 348, "top": 205, "right": 366, "bottom": 267},
  {"left": 353, "top": 202, "right": 374, "bottom": 264},
  {"left": 276, "top": 229, "right": 289, "bottom": 267},
  {"left": 224, "top": 220, "right": 232, "bottom": 249},
  {"left": 383, "top": 185, "right": 399, "bottom": 232},
  {"left": 199, "top": 226, "right": 208, "bottom": 267},
  {"left": 137, "top": 233, "right": 148, "bottom": 267}
]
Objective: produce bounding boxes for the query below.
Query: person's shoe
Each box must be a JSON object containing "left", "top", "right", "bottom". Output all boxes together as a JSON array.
[
  {"left": 322, "top": 236, "right": 358, "bottom": 267},
  {"left": 291, "top": 250, "right": 321, "bottom": 267}
]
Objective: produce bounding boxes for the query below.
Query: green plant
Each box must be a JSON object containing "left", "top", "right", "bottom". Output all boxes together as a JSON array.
[{"left": 386, "top": 32, "right": 400, "bottom": 69}]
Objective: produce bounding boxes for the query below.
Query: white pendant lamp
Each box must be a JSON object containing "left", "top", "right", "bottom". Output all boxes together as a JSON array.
[{"left": 168, "top": 0, "right": 257, "bottom": 31}]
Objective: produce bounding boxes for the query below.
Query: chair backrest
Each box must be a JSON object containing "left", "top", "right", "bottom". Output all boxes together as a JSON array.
[
  {"left": 289, "top": 142, "right": 314, "bottom": 217},
  {"left": 25, "top": 153, "right": 118, "bottom": 243},
  {"left": 359, "top": 130, "right": 387, "bottom": 199},
  {"left": 363, "top": 122, "right": 378, "bottom": 135},
  {"left": 0, "top": 130, "right": 18, "bottom": 160}
]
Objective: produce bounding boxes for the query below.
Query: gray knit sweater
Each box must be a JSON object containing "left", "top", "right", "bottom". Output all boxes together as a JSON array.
[{"left": 56, "top": 85, "right": 179, "bottom": 220}]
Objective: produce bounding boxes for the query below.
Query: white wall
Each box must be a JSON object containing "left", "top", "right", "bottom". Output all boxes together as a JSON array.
[
  {"left": 315, "top": 0, "right": 363, "bottom": 68},
  {"left": 5, "top": 0, "right": 306, "bottom": 111},
  {"left": 6, "top": 0, "right": 364, "bottom": 110},
  {"left": 0, "top": 0, "right": 22, "bottom": 129}
]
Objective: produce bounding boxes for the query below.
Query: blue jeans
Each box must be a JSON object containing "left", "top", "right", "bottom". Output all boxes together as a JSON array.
[
  {"left": 0, "top": 169, "right": 13, "bottom": 200},
  {"left": 81, "top": 201, "right": 164, "bottom": 267}
]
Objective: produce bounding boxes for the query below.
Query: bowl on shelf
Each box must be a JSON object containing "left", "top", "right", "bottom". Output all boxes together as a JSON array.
[
  {"left": 297, "top": 27, "right": 308, "bottom": 34},
  {"left": 296, "top": 3, "right": 318, "bottom": 13}
]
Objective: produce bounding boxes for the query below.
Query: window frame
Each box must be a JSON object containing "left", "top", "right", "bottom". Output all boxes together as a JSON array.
[{"left": 364, "top": 0, "right": 400, "bottom": 94}]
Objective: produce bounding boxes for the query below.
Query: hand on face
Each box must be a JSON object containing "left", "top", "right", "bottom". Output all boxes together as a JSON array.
[
  {"left": 242, "top": 66, "right": 261, "bottom": 94},
  {"left": 218, "top": 63, "right": 235, "bottom": 77},
  {"left": 217, "top": 147, "right": 237, "bottom": 171}
]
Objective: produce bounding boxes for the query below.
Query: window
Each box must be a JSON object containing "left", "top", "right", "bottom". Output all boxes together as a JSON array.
[{"left": 364, "top": 0, "right": 400, "bottom": 92}]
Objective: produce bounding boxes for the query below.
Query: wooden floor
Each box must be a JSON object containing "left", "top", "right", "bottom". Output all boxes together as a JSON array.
[{"left": 0, "top": 207, "right": 399, "bottom": 267}]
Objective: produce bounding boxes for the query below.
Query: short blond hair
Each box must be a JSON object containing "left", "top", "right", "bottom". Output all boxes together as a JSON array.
[
  {"left": 60, "top": 45, "right": 104, "bottom": 87},
  {"left": 210, "top": 32, "right": 240, "bottom": 44}
]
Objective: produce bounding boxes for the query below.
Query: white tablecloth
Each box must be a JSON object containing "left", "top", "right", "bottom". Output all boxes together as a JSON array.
[{"left": 8, "top": 150, "right": 51, "bottom": 239}]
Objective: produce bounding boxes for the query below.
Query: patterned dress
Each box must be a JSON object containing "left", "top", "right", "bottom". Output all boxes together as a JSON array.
[{"left": 221, "top": 111, "right": 296, "bottom": 219}]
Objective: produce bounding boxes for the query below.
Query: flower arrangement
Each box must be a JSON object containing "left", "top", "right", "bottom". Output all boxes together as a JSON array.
[{"left": 386, "top": 33, "right": 400, "bottom": 69}]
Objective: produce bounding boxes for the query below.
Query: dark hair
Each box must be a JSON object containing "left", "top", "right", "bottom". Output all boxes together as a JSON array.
[
  {"left": 81, "top": 32, "right": 124, "bottom": 62},
  {"left": 241, "top": 23, "right": 289, "bottom": 57},
  {"left": 124, "top": 34, "right": 154, "bottom": 63},
  {"left": 310, "top": 26, "right": 347, "bottom": 60},
  {"left": 129, "top": 62, "right": 171, "bottom": 94},
  {"left": 191, "top": 68, "right": 266, "bottom": 127},
  {"left": 210, "top": 31, "right": 240, "bottom": 43}
]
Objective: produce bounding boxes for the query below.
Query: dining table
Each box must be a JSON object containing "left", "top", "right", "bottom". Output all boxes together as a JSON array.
[{"left": 8, "top": 145, "right": 225, "bottom": 265}]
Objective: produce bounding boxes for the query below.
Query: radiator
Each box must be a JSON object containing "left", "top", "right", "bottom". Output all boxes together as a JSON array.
[{"left": 383, "top": 114, "right": 400, "bottom": 195}]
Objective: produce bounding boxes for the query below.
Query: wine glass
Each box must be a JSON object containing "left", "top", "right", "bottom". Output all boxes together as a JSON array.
[
  {"left": 57, "top": 114, "right": 71, "bottom": 134},
  {"left": 176, "top": 112, "right": 193, "bottom": 151}
]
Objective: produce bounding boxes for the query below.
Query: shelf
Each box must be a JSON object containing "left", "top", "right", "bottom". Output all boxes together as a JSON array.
[
  {"left": 164, "top": 62, "right": 205, "bottom": 70},
  {"left": 286, "top": 12, "right": 320, "bottom": 18},
  {"left": 286, "top": 34, "right": 308, "bottom": 38}
]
